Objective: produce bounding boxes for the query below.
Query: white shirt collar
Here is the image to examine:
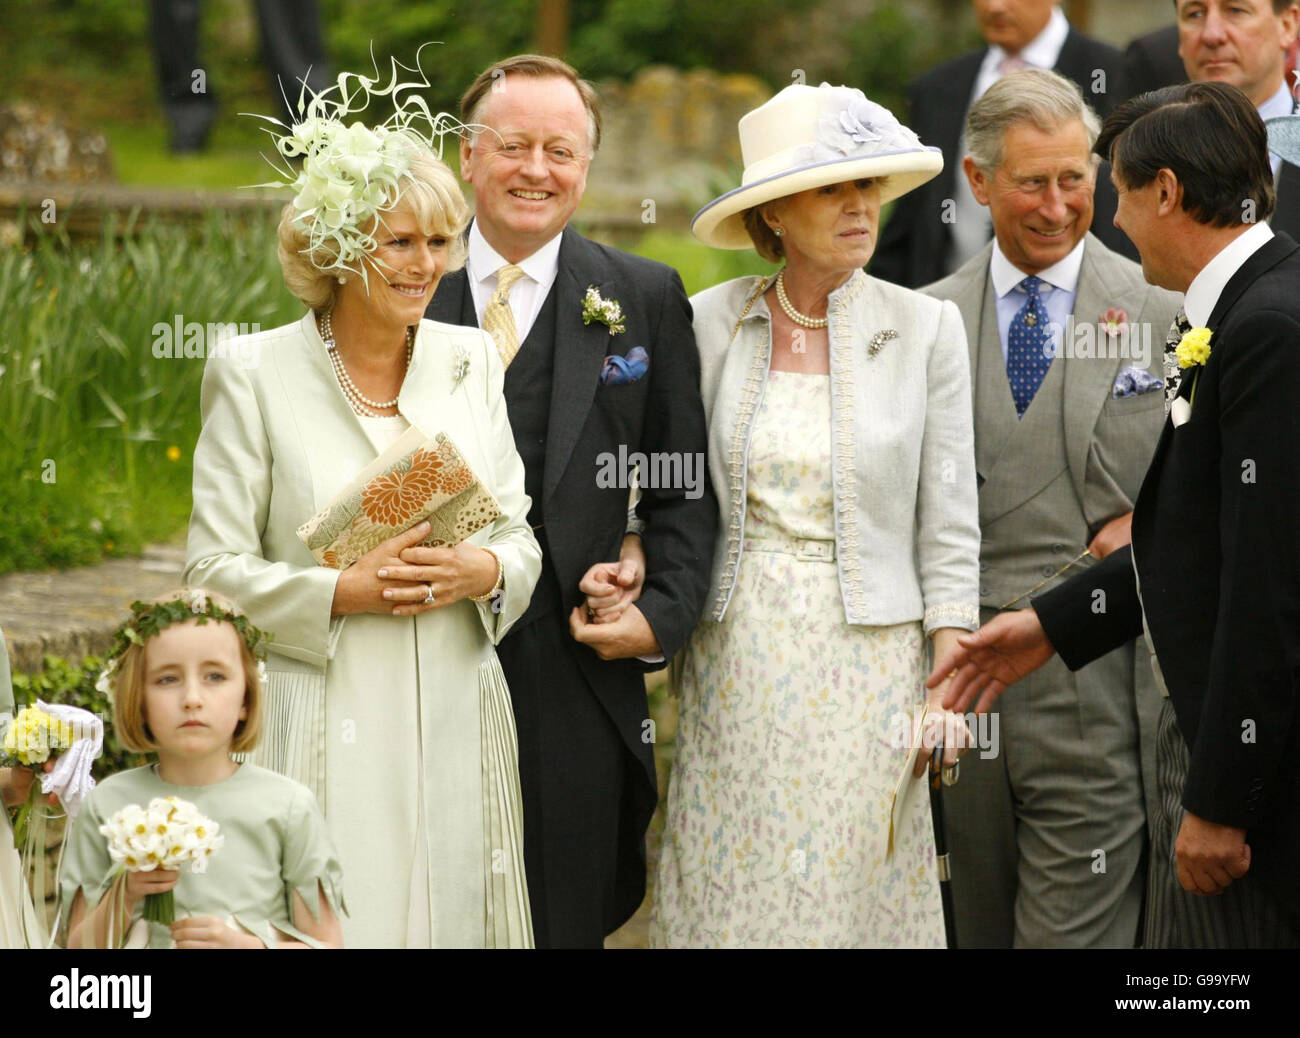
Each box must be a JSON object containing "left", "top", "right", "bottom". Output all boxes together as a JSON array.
[
  {"left": 1183, "top": 222, "right": 1275, "bottom": 328},
  {"left": 467, "top": 221, "right": 563, "bottom": 288},
  {"left": 987, "top": 5, "right": 1069, "bottom": 72},
  {"left": 990, "top": 234, "right": 1086, "bottom": 298},
  {"left": 1259, "top": 79, "right": 1295, "bottom": 123}
]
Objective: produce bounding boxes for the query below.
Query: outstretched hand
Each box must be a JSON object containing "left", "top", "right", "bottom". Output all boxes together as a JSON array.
[{"left": 926, "top": 608, "right": 1056, "bottom": 714}]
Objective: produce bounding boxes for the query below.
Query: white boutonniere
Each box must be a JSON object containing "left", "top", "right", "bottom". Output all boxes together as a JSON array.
[
  {"left": 452, "top": 340, "right": 471, "bottom": 386},
  {"left": 582, "top": 286, "right": 626, "bottom": 335}
]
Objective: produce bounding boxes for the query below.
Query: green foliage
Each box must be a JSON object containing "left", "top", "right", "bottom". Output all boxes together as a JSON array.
[
  {"left": 631, "top": 229, "right": 775, "bottom": 297},
  {"left": 11, "top": 655, "right": 149, "bottom": 780},
  {"left": 0, "top": 209, "right": 304, "bottom": 575},
  {"left": 109, "top": 597, "right": 271, "bottom": 667},
  {"left": 839, "top": 4, "right": 985, "bottom": 119}
]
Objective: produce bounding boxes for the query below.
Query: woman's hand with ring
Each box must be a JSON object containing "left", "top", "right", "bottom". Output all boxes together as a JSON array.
[
  {"left": 381, "top": 540, "right": 498, "bottom": 616},
  {"left": 330, "top": 521, "right": 437, "bottom": 617}
]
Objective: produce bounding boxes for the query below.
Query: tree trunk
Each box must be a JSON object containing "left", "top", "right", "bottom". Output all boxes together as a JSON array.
[{"left": 535, "top": 0, "right": 571, "bottom": 57}]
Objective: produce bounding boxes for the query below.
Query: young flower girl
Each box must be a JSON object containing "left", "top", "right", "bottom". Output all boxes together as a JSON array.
[{"left": 61, "top": 589, "right": 345, "bottom": 948}]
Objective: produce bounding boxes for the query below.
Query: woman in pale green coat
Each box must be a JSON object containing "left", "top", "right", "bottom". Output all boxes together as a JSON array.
[{"left": 184, "top": 135, "right": 542, "bottom": 947}]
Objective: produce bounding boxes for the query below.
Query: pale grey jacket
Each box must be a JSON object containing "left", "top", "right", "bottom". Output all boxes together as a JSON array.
[{"left": 693, "top": 270, "right": 980, "bottom": 633}]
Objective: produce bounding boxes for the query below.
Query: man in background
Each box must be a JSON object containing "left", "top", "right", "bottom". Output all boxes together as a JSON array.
[{"left": 872, "top": 0, "right": 1134, "bottom": 288}]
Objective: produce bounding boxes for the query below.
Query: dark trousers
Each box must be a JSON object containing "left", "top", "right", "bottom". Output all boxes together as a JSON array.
[
  {"left": 1145, "top": 698, "right": 1300, "bottom": 947},
  {"left": 496, "top": 611, "right": 633, "bottom": 949},
  {"left": 149, "top": 0, "right": 331, "bottom": 147}
]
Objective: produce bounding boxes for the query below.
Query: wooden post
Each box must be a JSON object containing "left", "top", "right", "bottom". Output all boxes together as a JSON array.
[{"left": 536, "top": 0, "right": 571, "bottom": 57}]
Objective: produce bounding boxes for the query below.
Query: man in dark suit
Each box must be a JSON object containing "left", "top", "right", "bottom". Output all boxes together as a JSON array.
[
  {"left": 1139, "top": 2, "right": 1300, "bottom": 237},
  {"left": 425, "top": 55, "right": 715, "bottom": 948},
  {"left": 1119, "top": 24, "right": 1186, "bottom": 101},
  {"left": 871, "top": 0, "right": 1135, "bottom": 288},
  {"left": 932, "top": 82, "right": 1300, "bottom": 947}
]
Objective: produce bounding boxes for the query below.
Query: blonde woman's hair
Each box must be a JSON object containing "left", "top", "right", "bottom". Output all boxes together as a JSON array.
[
  {"left": 277, "top": 142, "right": 471, "bottom": 311},
  {"left": 111, "top": 587, "right": 263, "bottom": 755}
]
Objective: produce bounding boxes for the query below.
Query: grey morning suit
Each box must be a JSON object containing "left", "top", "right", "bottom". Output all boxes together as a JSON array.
[{"left": 924, "top": 232, "right": 1177, "bottom": 947}]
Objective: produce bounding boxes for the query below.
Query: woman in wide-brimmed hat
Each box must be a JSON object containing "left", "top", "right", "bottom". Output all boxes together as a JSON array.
[{"left": 649, "top": 83, "right": 981, "bottom": 947}]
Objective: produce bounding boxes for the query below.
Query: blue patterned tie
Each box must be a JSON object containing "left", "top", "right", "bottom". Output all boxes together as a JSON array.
[{"left": 1006, "top": 275, "right": 1053, "bottom": 418}]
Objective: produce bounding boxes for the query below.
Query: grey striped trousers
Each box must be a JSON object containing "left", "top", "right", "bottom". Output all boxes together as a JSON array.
[{"left": 1144, "top": 698, "right": 1300, "bottom": 948}]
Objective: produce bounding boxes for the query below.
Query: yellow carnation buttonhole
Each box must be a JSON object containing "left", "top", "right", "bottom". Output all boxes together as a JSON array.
[{"left": 1176, "top": 327, "right": 1213, "bottom": 369}]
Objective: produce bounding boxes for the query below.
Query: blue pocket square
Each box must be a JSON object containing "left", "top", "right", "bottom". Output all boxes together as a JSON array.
[
  {"left": 600, "top": 346, "right": 648, "bottom": 386},
  {"left": 1111, "top": 365, "right": 1164, "bottom": 398}
]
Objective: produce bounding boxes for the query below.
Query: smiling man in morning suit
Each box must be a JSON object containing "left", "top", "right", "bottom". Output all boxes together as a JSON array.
[
  {"left": 932, "top": 81, "right": 1300, "bottom": 947},
  {"left": 424, "top": 55, "right": 715, "bottom": 948}
]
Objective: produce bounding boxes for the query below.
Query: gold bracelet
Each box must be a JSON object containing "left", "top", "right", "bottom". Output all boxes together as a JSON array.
[{"left": 469, "top": 548, "right": 504, "bottom": 602}]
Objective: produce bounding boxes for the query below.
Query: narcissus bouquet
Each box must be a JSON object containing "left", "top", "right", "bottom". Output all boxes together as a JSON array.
[{"left": 100, "top": 797, "right": 224, "bottom": 925}]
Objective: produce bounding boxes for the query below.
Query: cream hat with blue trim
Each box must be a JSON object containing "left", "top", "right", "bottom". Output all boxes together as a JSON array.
[{"left": 691, "top": 82, "right": 943, "bottom": 249}]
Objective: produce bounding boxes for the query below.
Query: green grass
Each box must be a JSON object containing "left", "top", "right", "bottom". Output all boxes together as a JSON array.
[{"left": 0, "top": 210, "right": 303, "bottom": 575}]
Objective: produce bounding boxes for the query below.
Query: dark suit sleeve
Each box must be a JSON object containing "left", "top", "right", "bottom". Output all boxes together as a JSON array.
[
  {"left": 632, "top": 269, "right": 717, "bottom": 667},
  {"left": 1181, "top": 310, "right": 1300, "bottom": 829},
  {"left": 1031, "top": 545, "right": 1144, "bottom": 670},
  {"left": 869, "top": 82, "right": 925, "bottom": 288}
]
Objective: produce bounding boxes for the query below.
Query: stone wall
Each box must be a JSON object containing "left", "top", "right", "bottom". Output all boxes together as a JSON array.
[{"left": 582, "top": 66, "right": 770, "bottom": 230}]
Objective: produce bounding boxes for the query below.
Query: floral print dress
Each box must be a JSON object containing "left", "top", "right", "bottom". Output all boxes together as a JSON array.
[{"left": 652, "top": 371, "right": 945, "bottom": 947}]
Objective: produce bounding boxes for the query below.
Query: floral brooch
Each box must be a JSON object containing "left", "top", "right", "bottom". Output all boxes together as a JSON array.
[
  {"left": 1101, "top": 307, "right": 1129, "bottom": 341},
  {"left": 868, "top": 329, "right": 898, "bottom": 357},
  {"left": 582, "top": 286, "right": 626, "bottom": 335},
  {"left": 452, "top": 340, "right": 471, "bottom": 386}
]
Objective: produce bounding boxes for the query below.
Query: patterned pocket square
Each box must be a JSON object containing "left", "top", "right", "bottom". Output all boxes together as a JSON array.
[
  {"left": 600, "top": 346, "right": 648, "bottom": 386},
  {"left": 1111, "top": 365, "right": 1164, "bottom": 398}
]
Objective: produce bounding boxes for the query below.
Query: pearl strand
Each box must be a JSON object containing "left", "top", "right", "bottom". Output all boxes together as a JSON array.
[
  {"left": 318, "top": 309, "right": 413, "bottom": 417},
  {"left": 775, "top": 269, "right": 828, "bottom": 329}
]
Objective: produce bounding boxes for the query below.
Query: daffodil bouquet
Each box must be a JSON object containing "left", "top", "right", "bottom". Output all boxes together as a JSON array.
[
  {"left": 100, "top": 797, "right": 224, "bottom": 928},
  {"left": 1, "top": 705, "right": 75, "bottom": 845}
]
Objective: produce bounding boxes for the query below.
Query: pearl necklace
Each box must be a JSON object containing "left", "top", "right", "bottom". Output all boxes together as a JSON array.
[
  {"left": 775, "top": 270, "right": 828, "bottom": 329},
  {"left": 318, "top": 310, "right": 412, "bottom": 417}
]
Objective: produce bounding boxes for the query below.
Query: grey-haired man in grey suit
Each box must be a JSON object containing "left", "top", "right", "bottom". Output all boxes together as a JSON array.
[{"left": 922, "top": 68, "right": 1179, "bottom": 948}]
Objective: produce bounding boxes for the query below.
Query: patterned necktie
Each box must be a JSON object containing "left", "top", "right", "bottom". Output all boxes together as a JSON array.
[
  {"left": 1163, "top": 308, "right": 1192, "bottom": 411},
  {"left": 1006, "top": 275, "right": 1053, "bottom": 418},
  {"left": 482, "top": 264, "right": 527, "bottom": 368}
]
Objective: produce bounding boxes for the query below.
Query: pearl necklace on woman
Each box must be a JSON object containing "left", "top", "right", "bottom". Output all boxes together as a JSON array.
[
  {"left": 318, "top": 309, "right": 413, "bottom": 417},
  {"left": 775, "top": 269, "right": 829, "bottom": 329}
]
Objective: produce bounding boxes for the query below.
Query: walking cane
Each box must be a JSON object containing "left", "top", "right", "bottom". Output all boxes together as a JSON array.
[{"left": 928, "top": 740, "right": 959, "bottom": 949}]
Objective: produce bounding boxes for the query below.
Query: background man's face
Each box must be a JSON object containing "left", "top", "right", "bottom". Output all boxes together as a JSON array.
[
  {"left": 1177, "top": 0, "right": 1299, "bottom": 106},
  {"left": 968, "top": 118, "right": 1096, "bottom": 275},
  {"left": 972, "top": 0, "right": 1055, "bottom": 53},
  {"left": 459, "top": 74, "right": 591, "bottom": 259}
]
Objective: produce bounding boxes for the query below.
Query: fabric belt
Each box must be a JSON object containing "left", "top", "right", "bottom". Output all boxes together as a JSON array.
[{"left": 742, "top": 535, "right": 836, "bottom": 562}]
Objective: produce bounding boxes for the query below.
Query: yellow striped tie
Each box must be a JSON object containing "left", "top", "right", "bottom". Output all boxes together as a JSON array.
[{"left": 483, "top": 264, "right": 527, "bottom": 368}]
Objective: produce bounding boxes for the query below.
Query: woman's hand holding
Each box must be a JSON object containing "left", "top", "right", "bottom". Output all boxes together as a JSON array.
[
  {"left": 332, "top": 522, "right": 438, "bottom": 617},
  {"left": 381, "top": 537, "right": 499, "bottom": 617},
  {"left": 911, "top": 627, "right": 974, "bottom": 778},
  {"left": 0, "top": 765, "right": 34, "bottom": 807},
  {"left": 580, "top": 534, "right": 646, "bottom": 624}
]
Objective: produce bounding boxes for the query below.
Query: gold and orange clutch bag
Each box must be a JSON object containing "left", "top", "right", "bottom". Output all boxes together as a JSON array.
[{"left": 297, "top": 426, "right": 502, "bottom": 569}]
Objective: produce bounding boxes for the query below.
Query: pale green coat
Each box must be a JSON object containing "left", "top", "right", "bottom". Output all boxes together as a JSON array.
[{"left": 184, "top": 314, "right": 542, "bottom": 947}]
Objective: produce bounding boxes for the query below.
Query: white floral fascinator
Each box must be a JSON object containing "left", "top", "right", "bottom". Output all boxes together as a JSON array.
[{"left": 245, "top": 45, "right": 468, "bottom": 288}]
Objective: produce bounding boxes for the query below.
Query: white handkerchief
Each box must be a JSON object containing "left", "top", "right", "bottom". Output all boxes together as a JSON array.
[
  {"left": 36, "top": 700, "right": 103, "bottom": 823},
  {"left": 1170, "top": 396, "right": 1192, "bottom": 428}
]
